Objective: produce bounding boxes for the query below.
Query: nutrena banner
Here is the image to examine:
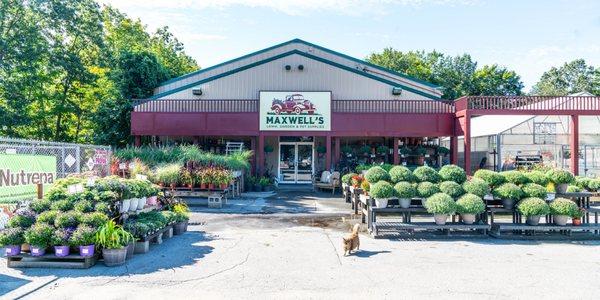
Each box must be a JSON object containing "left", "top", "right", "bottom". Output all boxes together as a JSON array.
[
  {"left": 259, "top": 91, "right": 331, "bottom": 131},
  {"left": 0, "top": 154, "right": 56, "bottom": 203}
]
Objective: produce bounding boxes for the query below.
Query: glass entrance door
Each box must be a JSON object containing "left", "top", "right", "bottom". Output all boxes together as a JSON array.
[{"left": 279, "top": 142, "right": 314, "bottom": 183}]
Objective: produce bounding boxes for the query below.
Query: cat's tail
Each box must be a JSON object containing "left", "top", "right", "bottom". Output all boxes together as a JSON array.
[{"left": 352, "top": 223, "right": 360, "bottom": 234}]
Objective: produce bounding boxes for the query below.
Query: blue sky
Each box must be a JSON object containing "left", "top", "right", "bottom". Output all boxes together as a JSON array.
[{"left": 100, "top": 0, "right": 600, "bottom": 91}]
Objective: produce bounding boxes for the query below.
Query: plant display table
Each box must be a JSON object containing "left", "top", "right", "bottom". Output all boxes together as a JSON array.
[
  {"left": 490, "top": 223, "right": 600, "bottom": 240},
  {"left": 7, "top": 253, "right": 99, "bottom": 269}
]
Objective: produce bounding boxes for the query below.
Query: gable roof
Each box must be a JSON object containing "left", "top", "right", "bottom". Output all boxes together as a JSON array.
[{"left": 153, "top": 38, "right": 443, "bottom": 100}]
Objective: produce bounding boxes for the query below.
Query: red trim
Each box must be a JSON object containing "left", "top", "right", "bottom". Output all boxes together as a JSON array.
[{"left": 570, "top": 115, "right": 579, "bottom": 175}]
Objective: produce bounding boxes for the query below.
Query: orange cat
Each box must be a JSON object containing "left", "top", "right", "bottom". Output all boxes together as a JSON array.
[{"left": 343, "top": 223, "right": 360, "bottom": 256}]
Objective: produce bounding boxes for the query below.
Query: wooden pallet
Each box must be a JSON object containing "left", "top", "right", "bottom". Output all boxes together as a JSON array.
[
  {"left": 372, "top": 221, "right": 490, "bottom": 238},
  {"left": 7, "top": 253, "right": 99, "bottom": 269}
]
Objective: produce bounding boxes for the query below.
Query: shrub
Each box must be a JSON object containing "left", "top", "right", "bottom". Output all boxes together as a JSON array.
[
  {"left": 379, "top": 163, "right": 393, "bottom": 172},
  {"left": 7, "top": 214, "right": 35, "bottom": 229},
  {"left": 462, "top": 178, "right": 490, "bottom": 198},
  {"left": 74, "top": 200, "right": 94, "bottom": 213},
  {"left": 413, "top": 166, "right": 440, "bottom": 183},
  {"left": 549, "top": 198, "right": 579, "bottom": 216},
  {"left": 369, "top": 181, "right": 395, "bottom": 199},
  {"left": 364, "top": 166, "right": 390, "bottom": 184},
  {"left": 172, "top": 203, "right": 190, "bottom": 222},
  {"left": 566, "top": 185, "right": 582, "bottom": 193},
  {"left": 51, "top": 229, "right": 72, "bottom": 246},
  {"left": 438, "top": 165, "right": 466, "bottom": 183},
  {"left": 0, "top": 228, "right": 25, "bottom": 246},
  {"left": 29, "top": 199, "right": 51, "bottom": 214},
  {"left": 424, "top": 193, "right": 456, "bottom": 214},
  {"left": 456, "top": 194, "right": 486, "bottom": 214},
  {"left": 94, "top": 202, "right": 111, "bottom": 215},
  {"left": 54, "top": 211, "right": 82, "bottom": 228},
  {"left": 521, "top": 183, "right": 548, "bottom": 199},
  {"left": 154, "top": 164, "right": 181, "bottom": 186},
  {"left": 341, "top": 173, "right": 357, "bottom": 185},
  {"left": 546, "top": 169, "right": 575, "bottom": 184},
  {"left": 81, "top": 212, "right": 109, "bottom": 228},
  {"left": 394, "top": 182, "right": 416, "bottom": 199},
  {"left": 575, "top": 176, "right": 592, "bottom": 190},
  {"left": 474, "top": 169, "right": 505, "bottom": 187},
  {"left": 70, "top": 225, "right": 97, "bottom": 246},
  {"left": 45, "top": 187, "right": 68, "bottom": 202},
  {"left": 355, "top": 164, "right": 371, "bottom": 173},
  {"left": 161, "top": 211, "right": 177, "bottom": 224},
  {"left": 524, "top": 171, "right": 549, "bottom": 186},
  {"left": 417, "top": 182, "right": 440, "bottom": 198},
  {"left": 37, "top": 210, "right": 58, "bottom": 224},
  {"left": 517, "top": 198, "right": 550, "bottom": 216},
  {"left": 439, "top": 181, "right": 464, "bottom": 198},
  {"left": 501, "top": 171, "right": 530, "bottom": 185},
  {"left": 51, "top": 199, "right": 73, "bottom": 212},
  {"left": 588, "top": 179, "right": 600, "bottom": 192},
  {"left": 493, "top": 183, "right": 523, "bottom": 200},
  {"left": 24, "top": 223, "right": 54, "bottom": 247},
  {"left": 97, "top": 191, "right": 119, "bottom": 203},
  {"left": 389, "top": 166, "right": 414, "bottom": 183}
]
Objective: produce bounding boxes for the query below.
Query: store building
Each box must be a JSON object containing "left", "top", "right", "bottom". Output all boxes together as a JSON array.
[{"left": 131, "top": 39, "right": 600, "bottom": 181}]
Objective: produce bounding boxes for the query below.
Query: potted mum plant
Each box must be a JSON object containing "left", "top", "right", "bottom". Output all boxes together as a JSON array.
[
  {"left": 24, "top": 223, "right": 54, "bottom": 256},
  {"left": 438, "top": 164, "right": 467, "bottom": 184},
  {"left": 413, "top": 166, "right": 440, "bottom": 183},
  {"left": 51, "top": 229, "right": 72, "bottom": 257},
  {"left": 517, "top": 197, "right": 550, "bottom": 225},
  {"left": 417, "top": 182, "right": 440, "bottom": 206},
  {"left": 369, "top": 181, "right": 395, "bottom": 208},
  {"left": 394, "top": 181, "right": 416, "bottom": 208},
  {"left": 376, "top": 145, "right": 389, "bottom": 156},
  {"left": 521, "top": 183, "right": 548, "bottom": 199},
  {"left": 364, "top": 166, "right": 390, "bottom": 184},
  {"left": 172, "top": 203, "right": 190, "bottom": 235},
  {"left": 455, "top": 194, "right": 485, "bottom": 224},
  {"left": 492, "top": 183, "right": 523, "bottom": 209},
  {"left": 473, "top": 169, "right": 505, "bottom": 189},
  {"left": 501, "top": 170, "right": 530, "bottom": 185},
  {"left": 0, "top": 227, "right": 25, "bottom": 256},
  {"left": 462, "top": 178, "right": 490, "bottom": 198},
  {"left": 389, "top": 165, "right": 414, "bottom": 183},
  {"left": 70, "top": 225, "right": 97, "bottom": 257},
  {"left": 439, "top": 181, "right": 465, "bottom": 199},
  {"left": 424, "top": 193, "right": 457, "bottom": 225},
  {"left": 549, "top": 198, "right": 579, "bottom": 226},
  {"left": 546, "top": 169, "right": 575, "bottom": 194},
  {"left": 341, "top": 173, "right": 357, "bottom": 190},
  {"left": 95, "top": 220, "right": 133, "bottom": 267}
]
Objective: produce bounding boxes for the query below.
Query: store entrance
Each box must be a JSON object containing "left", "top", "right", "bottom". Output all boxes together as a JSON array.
[{"left": 278, "top": 142, "right": 314, "bottom": 184}]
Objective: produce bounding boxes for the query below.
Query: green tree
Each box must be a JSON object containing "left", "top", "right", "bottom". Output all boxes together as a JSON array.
[
  {"left": 472, "top": 65, "right": 524, "bottom": 96},
  {"left": 531, "top": 59, "right": 600, "bottom": 96}
]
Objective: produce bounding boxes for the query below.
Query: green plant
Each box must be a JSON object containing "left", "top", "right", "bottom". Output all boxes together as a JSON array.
[
  {"left": 94, "top": 202, "right": 112, "bottom": 215},
  {"left": 417, "top": 182, "right": 440, "bottom": 198},
  {"left": 573, "top": 207, "right": 585, "bottom": 219},
  {"left": 0, "top": 228, "right": 25, "bottom": 246},
  {"left": 413, "top": 166, "right": 440, "bottom": 183},
  {"left": 154, "top": 164, "right": 181, "bottom": 186},
  {"left": 24, "top": 223, "right": 54, "bottom": 247},
  {"left": 45, "top": 187, "right": 68, "bottom": 202},
  {"left": 369, "top": 181, "right": 395, "bottom": 199},
  {"left": 341, "top": 145, "right": 352, "bottom": 154},
  {"left": 493, "top": 183, "right": 523, "bottom": 200},
  {"left": 37, "top": 210, "right": 59, "bottom": 224},
  {"left": 524, "top": 171, "right": 549, "bottom": 186},
  {"left": 517, "top": 197, "right": 550, "bottom": 216},
  {"left": 574, "top": 176, "right": 592, "bottom": 190},
  {"left": 361, "top": 180, "right": 370, "bottom": 192},
  {"left": 473, "top": 169, "right": 505, "bottom": 187},
  {"left": 264, "top": 145, "right": 274, "bottom": 153},
  {"left": 394, "top": 182, "right": 416, "bottom": 199},
  {"left": 70, "top": 225, "right": 97, "bottom": 246},
  {"left": 172, "top": 203, "right": 190, "bottom": 222},
  {"left": 51, "top": 199, "right": 73, "bottom": 212},
  {"left": 549, "top": 198, "right": 579, "bottom": 216},
  {"left": 95, "top": 220, "right": 133, "bottom": 249},
  {"left": 51, "top": 229, "right": 72, "bottom": 246},
  {"left": 376, "top": 145, "right": 389, "bottom": 155},
  {"left": 414, "top": 146, "right": 427, "bottom": 156},
  {"left": 259, "top": 177, "right": 270, "bottom": 187},
  {"left": 566, "top": 185, "right": 582, "bottom": 193},
  {"left": 437, "top": 146, "right": 450, "bottom": 155},
  {"left": 124, "top": 222, "right": 151, "bottom": 240},
  {"left": 521, "top": 183, "right": 548, "bottom": 199},
  {"left": 316, "top": 145, "right": 327, "bottom": 154},
  {"left": 456, "top": 194, "right": 485, "bottom": 214},
  {"left": 54, "top": 211, "right": 82, "bottom": 228},
  {"left": 161, "top": 211, "right": 177, "bottom": 224},
  {"left": 74, "top": 200, "right": 94, "bottom": 213},
  {"left": 359, "top": 145, "right": 371, "bottom": 155},
  {"left": 424, "top": 193, "right": 456, "bottom": 214},
  {"left": 81, "top": 212, "right": 110, "bottom": 228},
  {"left": 501, "top": 171, "right": 530, "bottom": 185},
  {"left": 546, "top": 169, "right": 575, "bottom": 184},
  {"left": 439, "top": 181, "right": 464, "bottom": 198},
  {"left": 7, "top": 214, "right": 35, "bottom": 229},
  {"left": 355, "top": 164, "right": 371, "bottom": 173},
  {"left": 341, "top": 173, "right": 358, "bottom": 185},
  {"left": 462, "top": 178, "right": 490, "bottom": 198},
  {"left": 364, "top": 166, "right": 390, "bottom": 183},
  {"left": 389, "top": 166, "right": 414, "bottom": 183},
  {"left": 29, "top": 199, "right": 51, "bottom": 214},
  {"left": 438, "top": 164, "right": 467, "bottom": 183},
  {"left": 399, "top": 146, "right": 411, "bottom": 156},
  {"left": 588, "top": 179, "right": 600, "bottom": 191},
  {"left": 380, "top": 163, "right": 394, "bottom": 172}
]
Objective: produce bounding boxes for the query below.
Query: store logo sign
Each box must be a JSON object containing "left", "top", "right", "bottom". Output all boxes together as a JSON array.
[{"left": 260, "top": 91, "right": 331, "bottom": 131}]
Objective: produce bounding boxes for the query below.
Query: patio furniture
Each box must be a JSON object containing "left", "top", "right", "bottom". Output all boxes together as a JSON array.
[{"left": 313, "top": 171, "right": 340, "bottom": 194}]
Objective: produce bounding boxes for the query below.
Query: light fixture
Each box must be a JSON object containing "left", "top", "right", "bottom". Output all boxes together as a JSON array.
[
  {"left": 298, "top": 64, "right": 304, "bottom": 71},
  {"left": 392, "top": 87, "right": 402, "bottom": 95},
  {"left": 192, "top": 88, "right": 202, "bottom": 96},
  {"left": 285, "top": 65, "right": 291, "bottom": 71}
]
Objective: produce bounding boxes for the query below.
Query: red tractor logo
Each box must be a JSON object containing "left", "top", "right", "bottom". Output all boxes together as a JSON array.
[{"left": 270, "top": 94, "right": 316, "bottom": 115}]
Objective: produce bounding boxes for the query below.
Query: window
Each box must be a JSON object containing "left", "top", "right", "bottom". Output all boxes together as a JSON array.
[{"left": 533, "top": 122, "right": 557, "bottom": 144}]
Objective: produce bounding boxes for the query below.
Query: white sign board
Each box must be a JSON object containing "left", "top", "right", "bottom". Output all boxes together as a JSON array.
[{"left": 259, "top": 91, "right": 331, "bottom": 131}]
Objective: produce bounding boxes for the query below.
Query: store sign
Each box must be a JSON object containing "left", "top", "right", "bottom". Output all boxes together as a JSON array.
[
  {"left": 0, "top": 154, "right": 56, "bottom": 203},
  {"left": 259, "top": 91, "right": 331, "bottom": 131}
]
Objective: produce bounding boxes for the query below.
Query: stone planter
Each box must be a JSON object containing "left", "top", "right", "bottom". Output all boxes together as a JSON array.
[
  {"left": 398, "top": 198, "right": 411, "bottom": 209},
  {"left": 555, "top": 183, "right": 569, "bottom": 194},
  {"left": 54, "top": 245, "right": 70, "bottom": 257},
  {"left": 128, "top": 198, "right": 138, "bottom": 212},
  {"left": 174, "top": 221, "right": 188, "bottom": 235},
  {"left": 137, "top": 197, "right": 146, "bottom": 210},
  {"left": 554, "top": 215, "right": 569, "bottom": 226},
  {"left": 120, "top": 199, "right": 131, "bottom": 213},
  {"left": 102, "top": 247, "right": 127, "bottom": 267},
  {"left": 4, "top": 245, "right": 21, "bottom": 256},
  {"left": 134, "top": 241, "right": 149, "bottom": 254},
  {"left": 126, "top": 242, "right": 134, "bottom": 259},
  {"left": 433, "top": 214, "right": 448, "bottom": 225},
  {"left": 526, "top": 215, "right": 542, "bottom": 226},
  {"left": 461, "top": 214, "right": 476, "bottom": 225},
  {"left": 30, "top": 245, "right": 46, "bottom": 256},
  {"left": 502, "top": 199, "right": 516, "bottom": 209},
  {"left": 79, "top": 245, "right": 95, "bottom": 257},
  {"left": 374, "top": 198, "right": 389, "bottom": 208}
]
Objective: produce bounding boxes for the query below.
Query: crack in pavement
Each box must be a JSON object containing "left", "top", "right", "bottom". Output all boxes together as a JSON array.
[{"left": 324, "top": 231, "right": 342, "bottom": 266}]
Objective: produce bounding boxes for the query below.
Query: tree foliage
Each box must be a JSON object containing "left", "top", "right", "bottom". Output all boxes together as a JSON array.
[{"left": 531, "top": 59, "right": 600, "bottom": 96}]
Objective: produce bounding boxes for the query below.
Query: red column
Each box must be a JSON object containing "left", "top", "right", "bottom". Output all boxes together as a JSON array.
[
  {"left": 450, "top": 136, "right": 458, "bottom": 165},
  {"left": 325, "top": 135, "right": 332, "bottom": 171},
  {"left": 334, "top": 137, "right": 341, "bottom": 168},
  {"left": 393, "top": 137, "right": 399, "bottom": 165},
  {"left": 570, "top": 115, "right": 579, "bottom": 175},
  {"left": 463, "top": 115, "right": 472, "bottom": 175},
  {"left": 250, "top": 137, "right": 257, "bottom": 175},
  {"left": 257, "top": 135, "right": 264, "bottom": 176},
  {"left": 134, "top": 136, "right": 141, "bottom": 147}
]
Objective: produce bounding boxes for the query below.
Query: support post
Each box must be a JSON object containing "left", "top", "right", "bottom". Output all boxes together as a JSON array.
[
  {"left": 257, "top": 135, "right": 265, "bottom": 176},
  {"left": 325, "top": 135, "right": 332, "bottom": 171},
  {"left": 334, "top": 137, "right": 341, "bottom": 168},
  {"left": 250, "top": 137, "right": 257, "bottom": 175},
  {"left": 393, "top": 137, "right": 399, "bottom": 165},
  {"left": 496, "top": 134, "right": 502, "bottom": 172},
  {"left": 450, "top": 136, "right": 458, "bottom": 165},
  {"left": 570, "top": 115, "right": 579, "bottom": 175},
  {"left": 134, "top": 135, "right": 141, "bottom": 147},
  {"left": 463, "top": 115, "right": 472, "bottom": 175}
]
